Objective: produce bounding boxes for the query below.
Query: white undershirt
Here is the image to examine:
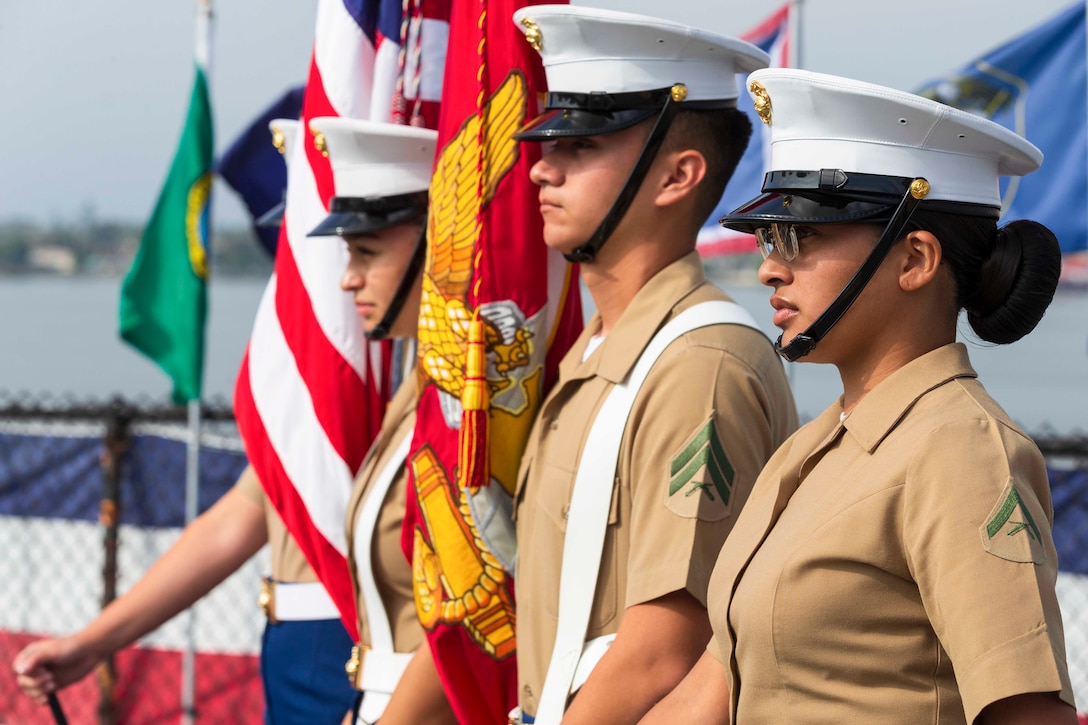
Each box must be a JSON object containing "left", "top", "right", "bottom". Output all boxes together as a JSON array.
[{"left": 582, "top": 334, "right": 606, "bottom": 362}]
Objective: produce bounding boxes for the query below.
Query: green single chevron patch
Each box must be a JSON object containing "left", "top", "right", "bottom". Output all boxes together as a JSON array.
[
  {"left": 980, "top": 480, "right": 1046, "bottom": 565},
  {"left": 985, "top": 486, "right": 1042, "bottom": 542},
  {"left": 668, "top": 419, "right": 734, "bottom": 506}
]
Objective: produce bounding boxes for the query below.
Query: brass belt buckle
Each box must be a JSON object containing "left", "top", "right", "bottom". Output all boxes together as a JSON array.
[
  {"left": 258, "top": 577, "right": 277, "bottom": 623},
  {"left": 345, "top": 644, "right": 369, "bottom": 690}
]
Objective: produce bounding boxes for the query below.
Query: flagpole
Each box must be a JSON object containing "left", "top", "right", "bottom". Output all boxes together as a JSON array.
[
  {"left": 181, "top": 3, "right": 211, "bottom": 723},
  {"left": 789, "top": 0, "right": 803, "bottom": 69},
  {"left": 785, "top": 0, "right": 803, "bottom": 388},
  {"left": 182, "top": 399, "right": 201, "bottom": 725}
]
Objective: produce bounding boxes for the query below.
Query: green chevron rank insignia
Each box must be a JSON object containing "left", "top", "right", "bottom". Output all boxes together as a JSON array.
[
  {"left": 980, "top": 480, "right": 1046, "bottom": 565},
  {"left": 665, "top": 417, "right": 734, "bottom": 521}
]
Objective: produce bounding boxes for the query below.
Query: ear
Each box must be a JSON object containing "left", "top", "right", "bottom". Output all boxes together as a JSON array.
[
  {"left": 653, "top": 148, "right": 707, "bottom": 209},
  {"left": 898, "top": 230, "right": 942, "bottom": 292}
]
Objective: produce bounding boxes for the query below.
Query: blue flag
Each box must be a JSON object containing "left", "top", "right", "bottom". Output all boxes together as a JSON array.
[
  {"left": 215, "top": 86, "right": 304, "bottom": 257},
  {"left": 698, "top": 4, "right": 791, "bottom": 257},
  {"left": 916, "top": 3, "right": 1087, "bottom": 255}
]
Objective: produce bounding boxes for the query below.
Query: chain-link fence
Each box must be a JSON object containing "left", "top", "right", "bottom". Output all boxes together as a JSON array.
[
  {"left": 1042, "top": 430, "right": 1088, "bottom": 713},
  {"left": 0, "top": 395, "right": 266, "bottom": 725},
  {"left": 0, "top": 395, "right": 1085, "bottom": 723}
]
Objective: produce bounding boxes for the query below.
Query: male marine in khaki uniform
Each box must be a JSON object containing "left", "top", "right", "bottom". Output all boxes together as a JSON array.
[{"left": 509, "top": 7, "right": 798, "bottom": 724}]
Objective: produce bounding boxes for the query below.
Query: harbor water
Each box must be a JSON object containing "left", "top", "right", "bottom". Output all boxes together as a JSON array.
[{"left": 1, "top": 274, "right": 1084, "bottom": 434}]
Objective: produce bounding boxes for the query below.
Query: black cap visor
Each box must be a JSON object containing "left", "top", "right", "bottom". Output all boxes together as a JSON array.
[
  {"left": 515, "top": 107, "right": 656, "bottom": 141},
  {"left": 720, "top": 192, "right": 898, "bottom": 234},
  {"left": 255, "top": 201, "right": 285, "bottom": 229},
  {"left": 514, "top": 87, "right": 735, "bottom": 141},
  {"left": 720, "top": 169, "right": 998, "bottom": 234},
  {"left": 308, "top": 191, "right": 428, "bottom": 237}
]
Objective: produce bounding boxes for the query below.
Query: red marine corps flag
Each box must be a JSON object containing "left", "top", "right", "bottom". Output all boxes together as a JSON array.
[{"left": 403, "top": 0, "right": 581, "bottom": 721}]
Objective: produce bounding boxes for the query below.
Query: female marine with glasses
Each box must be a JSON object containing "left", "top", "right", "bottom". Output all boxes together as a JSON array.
[{"left": 644, "top": 69, "right": 1075, "bottom": 725}]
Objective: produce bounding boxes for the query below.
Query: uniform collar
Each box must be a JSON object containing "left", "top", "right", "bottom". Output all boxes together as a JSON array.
[
  {"left": 363, "top": 350, "right": 420, "bottom": 466},
  {"left": 383, "top": 372, "right": 419, "bottom": 431},
  {"left": 561, "top": 250, "right": 707, "bottom": 384},
  {"left": 842, "top": 342, "right": 978, "bottom": 453}
]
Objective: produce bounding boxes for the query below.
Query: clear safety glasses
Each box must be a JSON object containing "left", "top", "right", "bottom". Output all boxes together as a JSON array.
[{"left": 754, "top": 223, "right": 803, "bottom": 262}]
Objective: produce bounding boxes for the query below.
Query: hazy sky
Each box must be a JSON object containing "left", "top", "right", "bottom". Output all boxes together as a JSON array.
[{"left": 0, "top": 0, "right": 1077, "bottom": 228}]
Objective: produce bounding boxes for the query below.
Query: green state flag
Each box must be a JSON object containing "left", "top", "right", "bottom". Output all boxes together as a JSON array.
[{"left": 120, "top": 65, "right": 213, "bottom": 404}]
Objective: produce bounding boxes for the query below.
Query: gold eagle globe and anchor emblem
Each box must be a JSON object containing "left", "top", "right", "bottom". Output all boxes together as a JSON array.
[
  {"left": 750, "top": 80, "right": 772, "bottom": 125},
  {"left": 520, "top": 17, "right": 543, "bottom": 51}
]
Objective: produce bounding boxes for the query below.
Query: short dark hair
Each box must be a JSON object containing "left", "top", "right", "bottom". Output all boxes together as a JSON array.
[
  {"left": 908, "top": 209, "right": 1061, "bottom": 344},
  {"left": 661, "top": 108, "right": 753, "bottom": 225}
]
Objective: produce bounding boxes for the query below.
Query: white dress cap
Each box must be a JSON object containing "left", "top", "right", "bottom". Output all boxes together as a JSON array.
[
  {"left": 748, "top": 68, "right": 1043, "bottom": 207},
  {"left": 308, "top": 117, "right": 437, "bottom": 199},
  {"left": 269, "top": 118, "right": 300, "bottom": 162},
  {"left": 512, "top": 5, "right": 768, "bottom": 102},
  {"left": 255, "top": 118, "right": 300, "bottom": 229}
]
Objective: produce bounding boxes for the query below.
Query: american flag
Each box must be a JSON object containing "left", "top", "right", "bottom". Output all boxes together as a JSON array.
[{"left": 234, "top": 0, "right": 448, "bottom": 640}]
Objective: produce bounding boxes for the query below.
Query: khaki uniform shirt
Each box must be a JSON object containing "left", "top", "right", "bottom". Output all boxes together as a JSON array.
[
  {"left": 345, "top": 378, "right": 423, "bottom": 653},
  {"left": 514, "top": 251, "right": 798, "bottom": 716},
  {"left": 236, "top": 464, "right": 317, "bottom": 583},
  {"left": 707, "top": 343, "right": 1074, "bottom": 724}
]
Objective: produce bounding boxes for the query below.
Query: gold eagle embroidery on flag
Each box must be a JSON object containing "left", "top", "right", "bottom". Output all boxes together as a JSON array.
[
  {"left": 411, "top": 69, "right": 546, "bottom": 660},
  {"left": 418, "top": 68, "right": 547, "bottom": 496},
  {"left": 411, "top": 445, "right": 516, "bottom": 658},
  {"left": 418, "top": 70, "right": 533, "bottom": 407}
]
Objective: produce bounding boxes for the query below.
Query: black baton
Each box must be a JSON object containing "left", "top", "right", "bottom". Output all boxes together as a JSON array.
[{"left": 47, "top": 692, "right": 69, "bottom": 725}]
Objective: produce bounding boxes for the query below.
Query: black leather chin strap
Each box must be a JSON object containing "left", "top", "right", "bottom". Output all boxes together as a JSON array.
[
  {"left": 367, "top": 218, "right": 428, "bottom": 341},
  {"left": 564, "top": 96, "right": 681, "bottom": 264},
  {"left": 775, "top": 179, "right": 930, "bottom": 362}
]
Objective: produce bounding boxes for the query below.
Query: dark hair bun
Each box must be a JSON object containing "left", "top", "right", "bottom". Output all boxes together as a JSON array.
[{"left": 965, "top": 219, "right": 1061, "bottom": 344}]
